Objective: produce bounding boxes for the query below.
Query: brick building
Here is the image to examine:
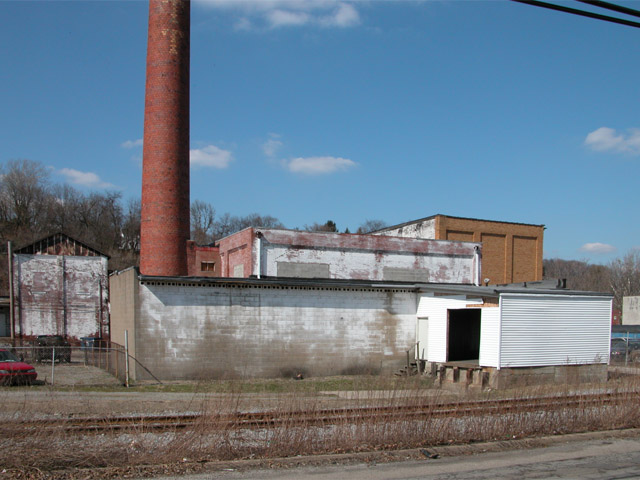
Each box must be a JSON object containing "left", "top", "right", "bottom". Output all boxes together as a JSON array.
[{"left": 374, "top": 215, "right": 545, "bottom": 285}]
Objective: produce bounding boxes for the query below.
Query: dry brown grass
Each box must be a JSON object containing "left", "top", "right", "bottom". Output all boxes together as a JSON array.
[{"left": 2, "top": 374, "right": 640, "bottom": 475}]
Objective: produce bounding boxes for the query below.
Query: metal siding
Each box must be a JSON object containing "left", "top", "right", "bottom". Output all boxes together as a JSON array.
[
  {"left": 500, "top": 294, "right": 612, "bottom": 367},
  {"left": 417, "top": 295, "right": 481, "bottom": 363},
  {"left": 479, "top": 307, "right": 500, "bottom": 367}
]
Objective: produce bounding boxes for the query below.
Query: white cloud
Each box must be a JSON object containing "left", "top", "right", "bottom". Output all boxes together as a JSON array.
[
  {"left": 267, "top": 9, "right": 310, "bottom": 27},
  {"left": 284, "top": 156, "right": 357, "bottom": 174},
  {"left": 262, "top": 135, "right": 283, "bottom": 158},
  {"left": 320, "top": 3, "right": 360, "bottom": 27},
  {"left": 579, "top": 243, "right": 617, "bottom": 255},
  {"left": 58, "top": 168, "right": 116, "bottom": 189},
  {"left": 190, "top": 145, "right": 234, "bottom": 168},
  {"left": 121, "top": 138, "right": 143, "bottom": 149},
  {"left": 584, "top": 127, "right": 640, "bottom": 155},
  {"left": 196, "top": 0, "right": 361, "bottom": 29}
]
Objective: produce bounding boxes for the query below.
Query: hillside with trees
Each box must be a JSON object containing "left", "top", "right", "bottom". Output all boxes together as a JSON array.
[{"left": 1, "top": 159, "right": 638, "bottom": 309}]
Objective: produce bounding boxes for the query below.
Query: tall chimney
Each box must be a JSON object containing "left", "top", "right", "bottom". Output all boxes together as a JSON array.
[{"left": 140, "top": 0, "right": 190, "bottom": 276}]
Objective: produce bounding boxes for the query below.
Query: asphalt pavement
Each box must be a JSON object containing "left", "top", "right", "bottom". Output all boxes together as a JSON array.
[{"left": 144, "top": 431, "right": 640, "bottom": 480}]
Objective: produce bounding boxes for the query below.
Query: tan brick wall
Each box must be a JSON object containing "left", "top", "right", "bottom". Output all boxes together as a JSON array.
[{"left": 435, "top": 216, "right": 543, "bottom": 284}]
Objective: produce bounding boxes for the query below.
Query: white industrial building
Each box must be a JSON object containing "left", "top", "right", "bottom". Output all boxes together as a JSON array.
[{"left": 110, "top": 269, "right": 612, "bottom": 387}]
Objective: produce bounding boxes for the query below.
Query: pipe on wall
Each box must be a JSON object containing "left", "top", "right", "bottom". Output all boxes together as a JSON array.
[
  {"left": 474, "top": 245, "right": 481, "bottom": 286},
  {"left": 256, "top": 231, "right": 263, "bottom": 279}
]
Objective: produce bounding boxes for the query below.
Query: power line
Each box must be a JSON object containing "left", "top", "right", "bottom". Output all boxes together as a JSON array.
[
  {"left": 511, "top": 0, "right": 640, "bottom": 29},
  {"left": 576, "top": 0, "right": 640, "bottom": 19}
]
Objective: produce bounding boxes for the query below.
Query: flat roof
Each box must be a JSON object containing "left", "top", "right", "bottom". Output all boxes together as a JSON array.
[{"left": 135, "top": 271, "right": 609, "bottom": 297}]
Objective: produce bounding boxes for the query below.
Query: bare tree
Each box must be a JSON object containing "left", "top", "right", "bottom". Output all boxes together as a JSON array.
[
  {"left": 191, "top": 200, "right": 216, "bottom": 245},
  {"left": 357, "top": 219, "right": 387, "bottom": 234},
  {"left": 210, "top": 212, "right": 285, "bottom": 241},
  {"left": 0, "top": 159, "right": 51, "bottom": 243},
  {"left": 609, "top": 251, "right": 640, "bottom": 311},
  {"left": 543, "top": 258, "right": 611, "bottom": 293},
  {"left": 304, "top": 220, "right": 338, "bottom": 232}
]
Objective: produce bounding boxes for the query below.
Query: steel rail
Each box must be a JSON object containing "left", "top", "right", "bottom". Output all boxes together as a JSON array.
[{"left": 1, "top": 390, "right": 634, "bottom": 435}]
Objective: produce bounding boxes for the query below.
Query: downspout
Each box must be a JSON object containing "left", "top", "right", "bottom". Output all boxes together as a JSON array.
[
  {"left": 473, "top": 245, "right": 481, "bottom": 286},
  {"left": 7, "top": 242, "right": 14, "bottom": 342},
  {"left": 255, "top": 231, "right": 263, "bottom": 279}
]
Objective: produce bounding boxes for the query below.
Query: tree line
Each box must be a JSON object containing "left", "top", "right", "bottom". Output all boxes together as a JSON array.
[
  {"left": 543, "top": 254, "right": 640, "bottom": 311},
  {"left": 2, "top": 159, "right": 638, "bottom": 311},
  {"left": 0, "top": 159, "right": 387, "bottom": 293}
]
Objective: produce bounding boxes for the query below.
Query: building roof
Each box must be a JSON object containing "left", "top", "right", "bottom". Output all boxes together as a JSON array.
[
  {"left": 374, "top": 214, "right": 545, "bottom": 234},
  {"left": 135, "top": 270, "right": 610, "bottom": 298},
  {"left": 14, "top": 232, "right": 109, "bottom": 258}
]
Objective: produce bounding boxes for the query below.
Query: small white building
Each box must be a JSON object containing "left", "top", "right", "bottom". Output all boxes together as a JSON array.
[{"left": 416, "top": 282, "right": 612, "bottom": 387}]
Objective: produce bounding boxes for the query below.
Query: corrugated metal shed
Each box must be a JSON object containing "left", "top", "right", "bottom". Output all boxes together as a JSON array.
[{"left": 499, "top": 294, "right": 612, "bottom": 368}]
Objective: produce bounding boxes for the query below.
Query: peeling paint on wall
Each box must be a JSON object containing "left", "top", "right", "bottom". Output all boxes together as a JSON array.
[
  {"left": 217, "top": 228, "right": 479, "bottom": 284},
  {"left": 135, "top": 280, "right": 417, "bottom": 380},
  {"left": 13, "top": 254, "right": 109, "bottom": 341}
]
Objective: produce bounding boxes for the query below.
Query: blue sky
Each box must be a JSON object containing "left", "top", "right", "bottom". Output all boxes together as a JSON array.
[{"left": 1, "top": 0, "right": 639, "bottom": 263}]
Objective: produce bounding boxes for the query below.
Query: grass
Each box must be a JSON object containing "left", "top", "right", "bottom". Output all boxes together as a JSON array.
[{"left": 38, "top": 374, "right": 435, "bottom": 394}]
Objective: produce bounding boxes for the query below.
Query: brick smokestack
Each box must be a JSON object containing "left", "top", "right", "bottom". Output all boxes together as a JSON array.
[{"left": 140, "top": 0, "right": 190, "bottom": 276}]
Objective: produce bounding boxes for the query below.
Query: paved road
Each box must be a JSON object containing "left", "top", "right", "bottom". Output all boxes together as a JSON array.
[{"left": 147, "top": 434, "right": 640, "bottom": 480}]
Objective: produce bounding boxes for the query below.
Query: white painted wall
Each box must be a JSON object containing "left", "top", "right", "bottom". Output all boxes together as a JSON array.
[
  {"left": 252, "top": 229, "right": 478, "bottom": 284},
  {"left": 260, "top": 246, "right": 474, "bottom": 283},
  {"left": 499, "top": 294, "right": 612, "bottom": 367},
  {"left": 373, "top": 219, "right": 437, "bottom": 239},
  {"left": 136, "top": 281, "right": 418, "bottom": 379},
  {"left": 14, "top": 254, "right": 108, "bottom": 339},
  {"left": 416, "top": 294, "right": 483, "bottom": 363},
  {"left": 479, "top": 307, "right": 500, "bottom": 367}
]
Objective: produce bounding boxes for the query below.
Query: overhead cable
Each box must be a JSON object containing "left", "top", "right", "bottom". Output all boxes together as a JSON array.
[{"left": 511, "top": 0, "right": 640, "bottom": 29}]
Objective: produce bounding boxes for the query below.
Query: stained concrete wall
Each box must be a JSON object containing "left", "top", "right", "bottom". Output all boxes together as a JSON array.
[
  {"left": 131, "top": 277, "right": 417, "bottom": 380},
  {"left": 13, "top": 254, "right": 109, "bottom": 341}
]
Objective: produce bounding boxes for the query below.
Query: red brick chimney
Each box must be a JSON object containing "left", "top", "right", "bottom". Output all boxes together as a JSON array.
[{"left": 140, "top": 0, "right": 190, "bottom": 276}]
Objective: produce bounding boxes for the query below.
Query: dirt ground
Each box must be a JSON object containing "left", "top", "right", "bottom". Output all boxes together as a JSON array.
[{"left": 0, "top": 361, "right": 454, "bottom": 418}]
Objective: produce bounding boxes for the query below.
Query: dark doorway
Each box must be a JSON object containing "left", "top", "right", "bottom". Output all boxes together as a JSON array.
[{"left": 447, "top": 308, "right": 481, "bottom": 362}]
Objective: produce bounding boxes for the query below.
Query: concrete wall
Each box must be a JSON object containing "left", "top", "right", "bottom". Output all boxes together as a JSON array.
[
  {"left": 218, "top": 228, "right": 480, "bottom": 284},
  {"left": 13, "top": 254, "right": 109, "bottom": 342},
  {"left": 109, "top": 268, "right": 139, "bottom": 377},
  {"left": 131, "top": 278, "right": 417, "bottom": 380},
  {"left": 623, "top": 296, "right": 640, "bottom": 325}
]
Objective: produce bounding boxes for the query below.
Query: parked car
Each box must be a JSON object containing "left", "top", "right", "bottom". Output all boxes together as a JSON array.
[
  {"left": 610, "top": 338, "right": 630, "bottom": 361},
  {"left": 0, "top": 349, "right": 37, "bottom": 385},
  {"left": 34, "top": 335, "right": 71, "bottom": 363}
]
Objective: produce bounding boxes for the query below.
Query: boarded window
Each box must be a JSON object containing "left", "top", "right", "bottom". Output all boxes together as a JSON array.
[
  {"left": 277, "top": 262, "right": 330, "bottom": 278},
  {"left": 233, "top": 264, "right": 244, "bottom": 277},
  {"left": 383, "top": 267, "right": 431, "bottom": 282},
  {"left": 201, "top": 261, "right": 215, "bottom": 272}
]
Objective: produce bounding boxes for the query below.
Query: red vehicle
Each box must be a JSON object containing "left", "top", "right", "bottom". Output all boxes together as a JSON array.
[{"left": 0, "top": 349, "right": 37, "bottom": 385}]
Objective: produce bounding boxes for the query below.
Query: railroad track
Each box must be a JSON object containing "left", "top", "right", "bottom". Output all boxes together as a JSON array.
[{"left": 2, "top": 391, "right": 633, "bottom": 435}]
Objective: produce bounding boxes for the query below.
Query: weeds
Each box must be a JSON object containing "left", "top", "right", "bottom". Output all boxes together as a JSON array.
[{"left": 2, "top": 374, "right": 640, "bottom": 474}]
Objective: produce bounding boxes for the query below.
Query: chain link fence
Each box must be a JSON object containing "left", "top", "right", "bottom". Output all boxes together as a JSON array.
[{"left": 2, "top": 340, "right": 156, "bottom": 386}]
